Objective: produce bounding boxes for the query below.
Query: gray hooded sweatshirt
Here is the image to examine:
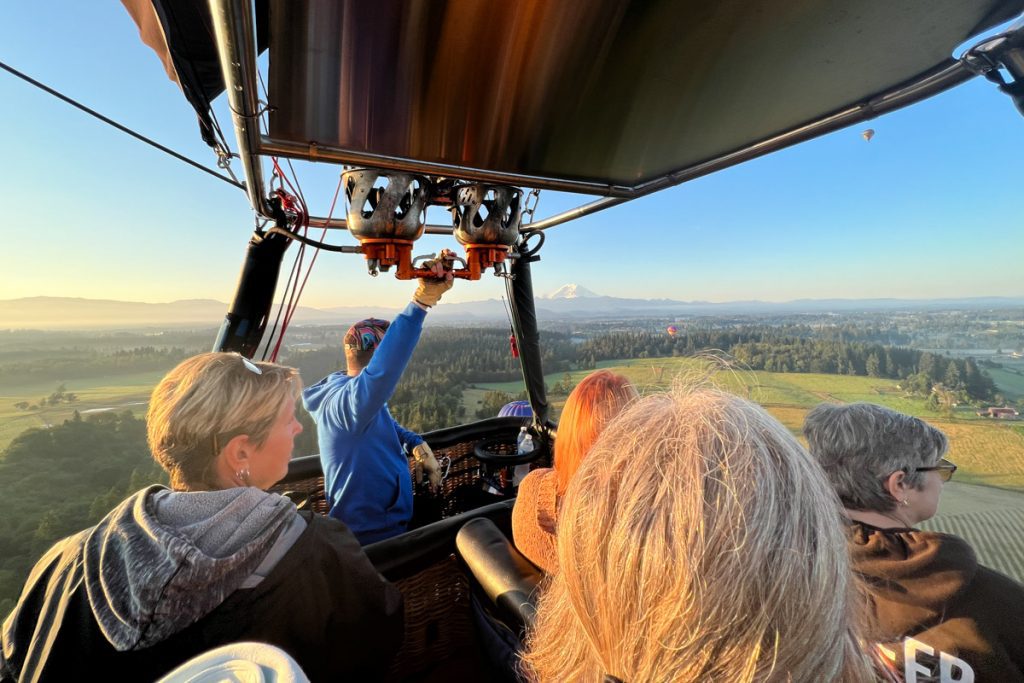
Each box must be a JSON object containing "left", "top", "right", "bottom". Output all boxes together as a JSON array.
[
  {"left": 84, "top": 485, "right": 300, "bottom": 650},
  {"left": 2, "top": 486, "right": 402, "bottom": 682}
]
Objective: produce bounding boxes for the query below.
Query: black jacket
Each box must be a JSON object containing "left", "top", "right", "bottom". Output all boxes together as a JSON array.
[
  {"left": 850, "top": 521, "right": 1024, "bottom": 682},
  {"left": 1, "top": 488, "right": 403, "bottom": 682}
]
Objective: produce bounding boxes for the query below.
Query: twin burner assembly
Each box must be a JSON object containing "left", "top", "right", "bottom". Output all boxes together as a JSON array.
[{"left": 342, "top": 170, "right": 523, "bottom": 280}]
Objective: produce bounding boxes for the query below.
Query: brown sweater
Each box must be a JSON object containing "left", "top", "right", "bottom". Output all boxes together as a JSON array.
[
  {"left": 850, "top": 521, "right": 1024, "bottom": 682},
  {"left": 511, "top": 468, "right": 560, "bottom": 573}
]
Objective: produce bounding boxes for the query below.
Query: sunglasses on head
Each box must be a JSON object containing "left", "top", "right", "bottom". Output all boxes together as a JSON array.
[
  {"left": 241, "top": 356, "right": 263, "bottom": 375},
  {"left": 912, "top": 457, "right": 957, "bottom": 483}
]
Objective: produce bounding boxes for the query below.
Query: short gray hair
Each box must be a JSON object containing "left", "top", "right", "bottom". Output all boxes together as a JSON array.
[{"left": 802, "top": 402, "right": 948, "bottom": 512}]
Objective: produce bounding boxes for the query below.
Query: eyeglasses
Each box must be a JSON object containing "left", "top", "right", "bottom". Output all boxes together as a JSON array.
[{"left": 912, "top": 458, "right": 957, "bottom": 483}]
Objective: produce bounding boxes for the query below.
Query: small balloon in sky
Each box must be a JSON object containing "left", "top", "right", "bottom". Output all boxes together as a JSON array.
[
  {"left": 861, "top": 128, "right": 875, "bottom": 142},
  {"left": 666, "top": 325, "right": 678, "bottom": 337}
]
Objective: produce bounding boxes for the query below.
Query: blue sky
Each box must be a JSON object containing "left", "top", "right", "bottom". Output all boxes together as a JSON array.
[{"left": 2, "top": 3, "right": 1022, "bottom": 310}]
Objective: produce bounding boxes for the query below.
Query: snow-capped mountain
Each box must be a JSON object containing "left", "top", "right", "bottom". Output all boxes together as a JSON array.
[{"left": 545, "top": 284, "right": 599, "bottom": 299}]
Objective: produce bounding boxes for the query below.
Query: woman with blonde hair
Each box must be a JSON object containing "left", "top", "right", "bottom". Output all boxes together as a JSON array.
[
  {"left": 523, "top": 386, "right": 877, "bottom": 683},
  {"left": 512, "top": 369, "right": 637, "bottom": 572},
  {"left": 1, "top": 352, "right": 402, "bottom": 683}
]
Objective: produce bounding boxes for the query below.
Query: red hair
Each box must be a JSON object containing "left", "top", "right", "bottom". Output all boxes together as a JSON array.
[{"left": 553, "top": 370, "right": 637, "bottom": 495}]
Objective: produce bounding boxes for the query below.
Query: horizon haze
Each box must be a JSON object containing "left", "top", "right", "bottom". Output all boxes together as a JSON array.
[{"left": 3, "top": 288, "right": 1023, "bottom": 331}]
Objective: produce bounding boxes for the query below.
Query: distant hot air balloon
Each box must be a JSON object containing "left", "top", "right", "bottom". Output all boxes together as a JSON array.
[
  {"left": 666, "top": 325, "right": 678, "bottom": 337},
  {"left": 861, "top": 128, "right": 875, "bottom": 142}
]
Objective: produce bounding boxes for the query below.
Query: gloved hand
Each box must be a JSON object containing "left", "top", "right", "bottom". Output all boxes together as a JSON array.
[
  {"left": 412, "top": 442, "right": 442, "bottom": 492},
  {"left": 413, "top": 251, "right": 455, "bottom": 308}
]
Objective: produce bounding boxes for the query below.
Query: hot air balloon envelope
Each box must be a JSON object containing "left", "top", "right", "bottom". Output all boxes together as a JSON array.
[
  {"left": 861, "top": 129, "right": 875, "bottom": 142},
  {"left": 498, "top": 400, "right": 533, "bottom": 418},
  {"left": 667, "top": 325, "right": 678, "bottom": 337}
]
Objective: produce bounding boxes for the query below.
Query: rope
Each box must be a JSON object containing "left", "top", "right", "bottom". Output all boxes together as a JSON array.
[{"left": 0, "top": 59, "right": 244, "bottom": 190}]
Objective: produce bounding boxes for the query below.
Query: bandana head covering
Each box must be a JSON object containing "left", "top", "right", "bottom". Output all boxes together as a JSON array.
[{"left": 344, "top": 318, "right": 390, "bottom": 352}]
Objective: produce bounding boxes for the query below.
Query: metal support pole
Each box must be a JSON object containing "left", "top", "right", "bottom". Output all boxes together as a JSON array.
[
  {"left": 509, "top": 240, "right": 549, "bottom": 430},
  {"left": 213, "top": 228, "right": 292, "bottom": 357},
  {"left": 209, "top": 0, "right": 273, "bottom": 216}
]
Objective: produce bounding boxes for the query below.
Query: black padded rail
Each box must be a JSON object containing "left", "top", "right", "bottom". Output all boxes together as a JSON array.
[
  {"left": 276, "top": 416, "right": 531, "bottom": 486},
  {"left": 456, "top": 518, "right": 542, "bottom": 631},
  {"left": 365, "top": 499, "right": 515, "bottom": 580}
]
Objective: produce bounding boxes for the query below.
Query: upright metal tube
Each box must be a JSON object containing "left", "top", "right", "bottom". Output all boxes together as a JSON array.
[
  {"left": 509, "top": 245, "right": 549, "bottom": 428},
  {"left": 213, "top": 229, "right": 292, "bottom": 357},
  {"left": 209, "top": 0, "right": 272, "bottom": 216}
]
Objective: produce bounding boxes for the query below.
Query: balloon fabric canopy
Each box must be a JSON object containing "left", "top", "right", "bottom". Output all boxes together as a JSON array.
[{"left": 498, "top": 401, "right": 534, "bottom": 418}]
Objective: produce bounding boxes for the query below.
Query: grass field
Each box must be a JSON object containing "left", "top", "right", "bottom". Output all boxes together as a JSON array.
[
  {"left": 469, "top": 357, "right": 1024, "bottom": 491},
  {"left": 4, "top": 359, "right": 1024, "bottom": 582},
  {"left": 921, "top": 481, "right": 1024, "bottom": 583},
  {"left": 986, "top": 363, "right": 1024, "bottom": 401},
  {"left": 0, "top": 371, "right": 163, "bottom": 452},
  {"left": 468, "top": 359, "right": 1024, "bottom": 581}
]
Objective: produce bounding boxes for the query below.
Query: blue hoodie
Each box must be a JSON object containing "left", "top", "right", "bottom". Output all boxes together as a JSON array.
[{"left": 302, "top": 302, "right": 426, "bottom": 544}]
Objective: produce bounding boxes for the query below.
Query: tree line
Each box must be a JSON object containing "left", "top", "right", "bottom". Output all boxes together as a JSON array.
[
  {"left": 0, "top": 346, "right": 201, "bottom": 385},
  {"left": 283, "top": 328, "right": 575, "bottom": 434}
]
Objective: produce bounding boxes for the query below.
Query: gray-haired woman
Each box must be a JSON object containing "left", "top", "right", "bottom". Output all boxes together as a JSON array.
[
  {"left": 1, "top": 352, "right": 403, "bottom": 683},
  {"left": 804, "top": 402, "right": 1024, "bottom": 682}
]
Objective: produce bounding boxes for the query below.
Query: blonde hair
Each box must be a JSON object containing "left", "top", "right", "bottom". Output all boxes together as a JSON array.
[
  {"left": 554, "top": 370, "right": 637, "bottom": 495},
  {"left": 147, "top": 352, "right": 300, "bottom": 491},
  {"left": 523, "top": 386, "right": 875, "bottom": 683}
]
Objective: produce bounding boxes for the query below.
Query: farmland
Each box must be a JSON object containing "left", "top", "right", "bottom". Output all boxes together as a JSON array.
[
  {"left": 470, "top": 357, "right": 1024, "bottom": 581},
  {"left": 468, "top": 358, "right": 1024, "bottom": 485},
  {"left": 0, "top": 371, "right": 165, "bottom": 452},
  {"left": 469, "top": 357, "right": 1024, "bottom": 492}
]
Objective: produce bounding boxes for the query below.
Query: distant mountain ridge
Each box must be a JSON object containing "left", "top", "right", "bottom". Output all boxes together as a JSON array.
[{"left": 2, "top": 292, "right": 1023, "bottom": 330}]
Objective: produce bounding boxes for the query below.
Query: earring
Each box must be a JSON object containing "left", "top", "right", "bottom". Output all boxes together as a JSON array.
[
  {"left": 901, "top": 499, "right": 909, "bottom": 506},
  {"left": 237, "top": 468, "right": 250, "bottom": 486}
]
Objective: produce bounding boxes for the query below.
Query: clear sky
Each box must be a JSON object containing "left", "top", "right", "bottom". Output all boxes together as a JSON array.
[{"left": 2, "top": 3, "right": 1023, "bottom": 310}]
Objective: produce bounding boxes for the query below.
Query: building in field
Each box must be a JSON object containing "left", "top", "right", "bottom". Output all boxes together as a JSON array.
[{"left": 977, "top": 406, "right": 1020, "bottom": 419}]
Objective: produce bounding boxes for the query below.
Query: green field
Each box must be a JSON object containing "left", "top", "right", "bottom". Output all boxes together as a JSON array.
[
  {"left": 3, "top": 359, "right": 1024, "bottom": 583},
  {"left": 470, "top": 357, "right": 1024, "bottom": 491},
  {"left": 986, "top": 363, "right": 1024, "bottom": 401},
  {"left": 469, "top": 358, "right": 1024, "bottom": 581},
  {"left": 0, "top": 371, "right": 164, "bottom": 452},
  {"left": 921, "top": 482, "right": 1024, "bottom": 583}
]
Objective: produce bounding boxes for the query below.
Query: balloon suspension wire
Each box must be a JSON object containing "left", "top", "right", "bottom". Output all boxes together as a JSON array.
[{"left": 257, "top": 67, "right": 306, "bottom": 362}]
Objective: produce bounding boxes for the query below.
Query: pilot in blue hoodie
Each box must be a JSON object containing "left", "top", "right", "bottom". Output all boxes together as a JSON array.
[{"left": 302, "top": 266, "right": 451, "bottom": 544}]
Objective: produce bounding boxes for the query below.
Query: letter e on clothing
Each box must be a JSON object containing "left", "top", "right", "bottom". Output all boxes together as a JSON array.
[{"left": 904, "top": 637, "right": 974, "bottom": 683}]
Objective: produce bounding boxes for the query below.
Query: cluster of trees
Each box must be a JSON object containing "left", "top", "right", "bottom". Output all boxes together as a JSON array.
[
  {"left": 13, "top": 383, "right": 78, "bottom": 411},
  {"left": 0, "top": 346, "right": 201, "bottom": 386},
  {"left": 0, "top": 411, "right": 166, "bottom": 614},
  {"left": 283, "top": 325, "right": 1001, "bottom": 434},
  {"left": 474, "top": 389, "right": 530, "bottom": 419},
  {"left": 284, "top": 328, "right": 574, "bottom": 433}
]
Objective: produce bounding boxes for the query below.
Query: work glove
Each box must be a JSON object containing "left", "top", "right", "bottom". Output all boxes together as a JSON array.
[
  {"left": 412, "top": 442, "right": 442, "bottom": 492},
  {"left": 413, "top": 251, "right": 455, "bottom": 307}
]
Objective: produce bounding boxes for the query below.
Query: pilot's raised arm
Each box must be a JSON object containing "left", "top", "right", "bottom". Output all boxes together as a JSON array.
[{"left": 302, "top": 257, "right": 453, "bottom": 544}]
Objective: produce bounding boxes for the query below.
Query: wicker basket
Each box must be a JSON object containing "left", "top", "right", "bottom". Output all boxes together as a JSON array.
[{"left": 385, "top": 554, "right": 477, "bottom": 681}]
